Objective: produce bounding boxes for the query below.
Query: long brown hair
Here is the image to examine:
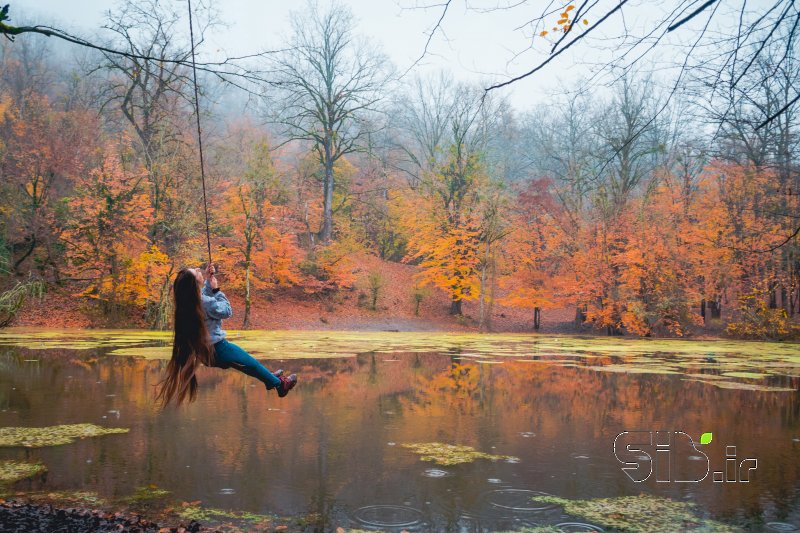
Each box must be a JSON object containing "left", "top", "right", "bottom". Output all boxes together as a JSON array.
[{"left": 156, "top": 267, "right": 215, "bottom": 407}]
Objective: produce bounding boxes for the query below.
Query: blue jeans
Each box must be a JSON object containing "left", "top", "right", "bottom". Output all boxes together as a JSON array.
[{"left": 212, "top": 339, "right": 281, "bottom": 388}]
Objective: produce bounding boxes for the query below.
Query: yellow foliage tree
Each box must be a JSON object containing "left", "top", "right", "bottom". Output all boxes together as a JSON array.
[{"left": 402, "top": 145, "right": 486, "bottom": 315}]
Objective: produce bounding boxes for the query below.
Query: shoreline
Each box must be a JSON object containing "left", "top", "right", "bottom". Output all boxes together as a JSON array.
[
  {"left": 9, "top": 279, "right": 745, "bottom": 339},
  {"left": 0, "top": 493, "right": 312, "bottom": 532},
  {"left": 2, "top": 323, "right": 795, "bottom": 343}
]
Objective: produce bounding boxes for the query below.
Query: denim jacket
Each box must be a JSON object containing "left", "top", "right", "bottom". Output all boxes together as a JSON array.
[{"left": 201, "top": 280, "right": 232, "bottom": 344}]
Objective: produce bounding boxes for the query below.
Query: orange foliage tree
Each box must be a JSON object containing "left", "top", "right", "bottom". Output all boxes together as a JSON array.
[
  {"left": 555, "top": 165, "right": 710, "bottom": 337},
  {"left": 63, "top": 141, "right": 159, "bottom": 320},
  {"left": 694, "top": 162, "right": 794, "bottom": 338},
  {"left": 217, "top": 185, "right": 301, "bottom": 328},
  {"left": 214, "top": 140, "right": 302, "bottom": 327},
  {"left": 584, "top": 189, "right": 703, "bottom": 337},
  {"left": 402, "top": 145, "right": 486, "bottom": 315},
  {"left": 499, "top": 178, "right": 568, "bottom": 330}
]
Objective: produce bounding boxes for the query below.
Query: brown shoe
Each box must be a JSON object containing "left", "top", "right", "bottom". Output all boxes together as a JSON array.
[{"left": 276, "top": 374, "right": 297, "bottom": 397}]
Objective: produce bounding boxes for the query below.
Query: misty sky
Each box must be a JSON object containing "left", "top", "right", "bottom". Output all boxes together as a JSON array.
[{"left": 22, "top": 1, "right": 750, "bottom": 110}]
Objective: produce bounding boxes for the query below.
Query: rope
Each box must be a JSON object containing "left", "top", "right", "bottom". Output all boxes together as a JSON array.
[{"left": 187, "top": 0, "right": 213, "bottom": 266}]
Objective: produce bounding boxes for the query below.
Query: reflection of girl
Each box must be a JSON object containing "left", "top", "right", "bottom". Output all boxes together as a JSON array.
[{"left": 156, "top": 264, "right": 297, "bottom": 406}]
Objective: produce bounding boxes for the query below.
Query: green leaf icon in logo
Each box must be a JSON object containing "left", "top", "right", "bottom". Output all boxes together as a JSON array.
[{"left": 700, "top": 432, "right": 713, "bottom": 445}]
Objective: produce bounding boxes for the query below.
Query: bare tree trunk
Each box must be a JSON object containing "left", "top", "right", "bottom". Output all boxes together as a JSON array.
[
  {"left": 478, "top": 270, "right": 487, "bottom": 328},
  {"left": 781, "top": 284, "right": 788, "bottom": 312},
  {"left": 575, "top": 305, "right": 587, "bottom": 326},
  {"left": 769, "top": 281, "right": 778, "bottom": 309},
  {"left": 709, "top": 297, "right": 722, "bottom": 320},
  {"left": 320, "top": 146, "right": 334, "bottom": 244},
  {"left": 486, "top": 251, "right": 497, "bottom": 331},
  {"left": 243, "top": 261, "right": 251, "bottom": 330},
  {"left": 478, "top": 240, "right": 489, "bottom": 330},
  {"left": 12, "top": 236, "right": 36, "bottom": 273},
  {"left": 149, "top": 266, "right": 173, "bottom": 330},
  {"left": 268, "top": 3, "right": 388, "bottom": 246},
  {"left": 792, "top": 253, "right": 799, "bottom": 316}
]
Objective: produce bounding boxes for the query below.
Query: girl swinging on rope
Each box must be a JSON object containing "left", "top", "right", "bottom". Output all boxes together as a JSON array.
[{"left": 156, "top": 263, "right": 297, "bottom": 406}]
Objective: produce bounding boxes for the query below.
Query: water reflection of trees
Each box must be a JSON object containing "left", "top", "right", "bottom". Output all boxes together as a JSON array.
[
  {"left": 398, "top": 358, "right": 800, "bottom": 519},
  {"left": 0, "top": 349, "right": 797, "bottom": 525}
]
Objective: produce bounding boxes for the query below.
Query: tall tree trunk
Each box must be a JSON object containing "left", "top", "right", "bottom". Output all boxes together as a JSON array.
[
  {"left": 709, "top": 297, "right": 722, "bottom": 319},
  {"left": 149, "top": 267, "right": 173, "bottom": 330},
  {"left": 320, "top": 141, "right": 334, "bottom": 244},
  {"left": 769, "top": 281, "right": 778, "bottom": 309},
  {"left": 780, "top": 283, "right": 787, "bottom": 312},
  {"left": 486, "top": 251, "right": 497, "bottom": 331},
  {"left": 12, "top": 235, "right": 36, "bottom": 272},
  {"left": 450, "top": 298, "right": 462, "bottom": 315},
  {"left": 109, "top": 253, "right": 119, "bottom": 322},
  {"left": 243, "top": 261, "right": 251, "bottom": 330},
  {"left": 575, "top": 305, "right": 587, "bottom": 326},
  {"left": 478, "top": 241, "right": 489, "bottom": 330},
  {"left": 533, "top": 307, "right": 541, "bottom": 330}
]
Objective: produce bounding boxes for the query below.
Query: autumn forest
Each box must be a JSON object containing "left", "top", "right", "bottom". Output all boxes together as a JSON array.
[{"left": 1, "top": 0, "right": 799, "bottom": 339}]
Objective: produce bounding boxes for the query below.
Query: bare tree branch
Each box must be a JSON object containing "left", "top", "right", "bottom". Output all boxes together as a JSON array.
[
  {"left": 757, "top": 90, "right": 800, "bottom": 129},
  {"left": 399, "top": 0, "right": 452, "bottom": 79},
  {"left": 265, "top": 0, "right": 391, "bottom": 243},
  {"left": 0, "top": 4, "right": 287, "bottom": 96},
  {"left": 485, "top": 0, "right": 630, "bottom": 92},
  {"left": 667, "top": 0, "right": 719, "bottom": 32}
]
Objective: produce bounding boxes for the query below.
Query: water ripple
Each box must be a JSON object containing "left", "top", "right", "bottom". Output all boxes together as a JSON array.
[
  {"left": 556, "top": 522, "right": 605, "bottom": 532},
  {"left": 479, "top": 489, "right": 559, "bottom": 512},
  {"left": 353, "top": 504, "right": 424, "bottom": 528},
  {"left": 766, "top": 523, "right": 799, "bottom": 532}
]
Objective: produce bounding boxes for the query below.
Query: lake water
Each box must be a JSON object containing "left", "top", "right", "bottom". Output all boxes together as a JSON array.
[{"left": 0, "top": 330, "right": 798, "bottom": 531}]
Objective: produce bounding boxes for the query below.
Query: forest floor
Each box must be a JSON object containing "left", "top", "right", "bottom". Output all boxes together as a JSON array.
[{"left": 12, "top": 253, "right": 729, "bottom": 337}]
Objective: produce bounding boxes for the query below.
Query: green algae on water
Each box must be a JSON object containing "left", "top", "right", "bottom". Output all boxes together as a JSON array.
[
  {"left": 500, "top": 526, "right": 564, "bottom": 533},
  {"left": 25, "top": 490, "right": 107, "bottom": 507},
  {"left": 530, "top": 494, "right": 742, "bottom": 532},
  {"left": 3, "top": 327, "right": 800, "bottom": 389},
  {"left": 4, "top": 327, "right": 797, "bottom": 359},
  {"left": 683, "top": 379, "right": 796, "bottom": 392},
  {"left": 178, "top": 505, "right": 274, "bottom": 525},
  {"left": 108, "top": 346, "right": 172, "bottom": 359},
  {"left": 402, "top": 442, "right": 518, "bottom": 466},
  {"left": 0, "top": 328, "right": 171, "bottom": 351},
  {"left": 720, "top": 371, "right": 771, "bottom": 379},
  {"left": 584, "top": 364, "right": 681, "bottom": 375},
  {"left": 121, "top": 485, "right": 171, "bottom": 503},
  {"left": 0, "top": 460, "right": 46, "bottom": 484},
  {"left": 0, "top": 423, "right": 129, "bottom": 448}
]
